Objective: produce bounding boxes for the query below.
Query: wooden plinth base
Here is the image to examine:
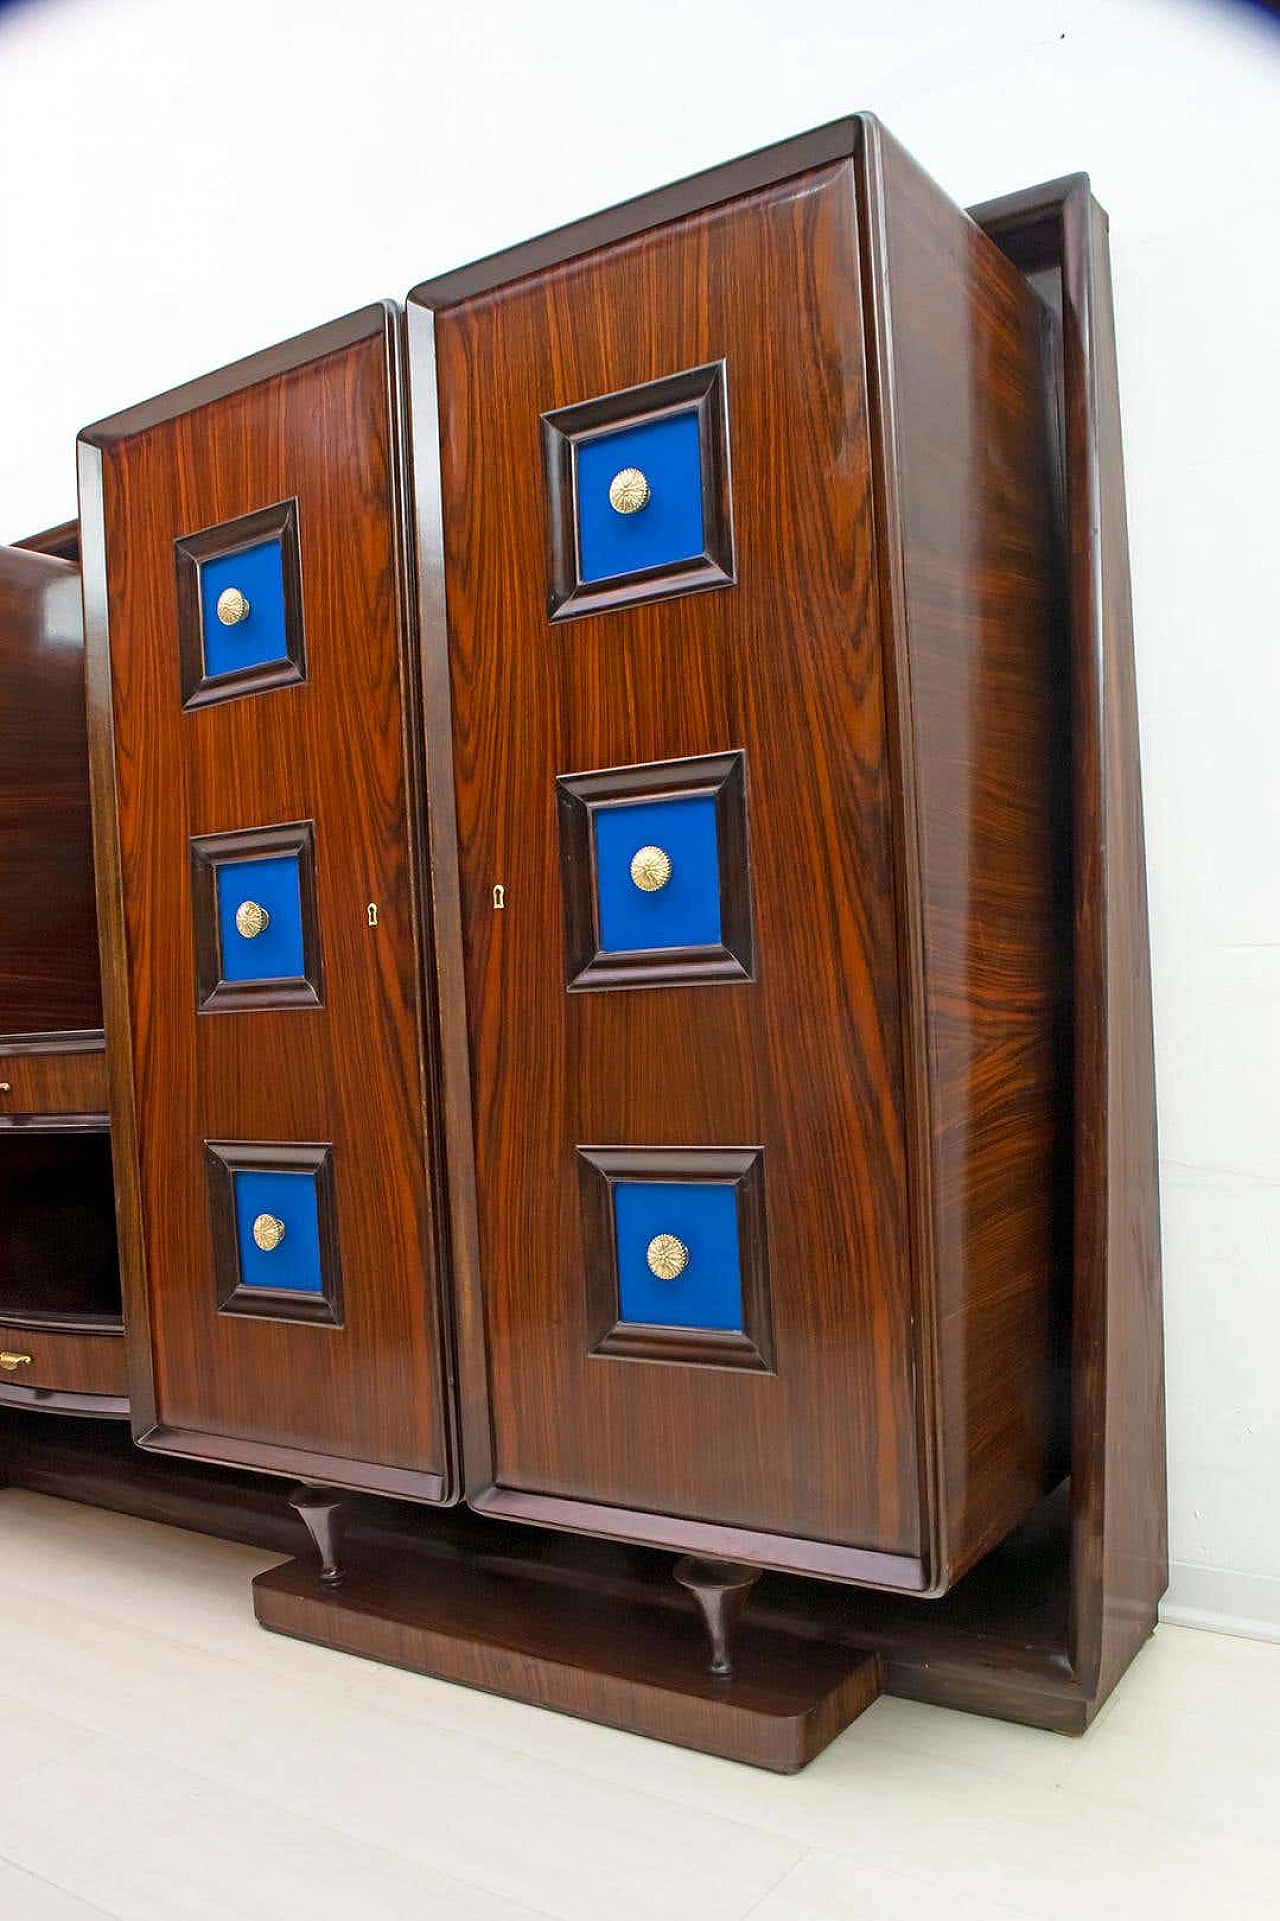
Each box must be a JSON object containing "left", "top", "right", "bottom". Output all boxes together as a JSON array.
[{"left": 254, "top": 1551, "right": 881, "bottom": 1773}]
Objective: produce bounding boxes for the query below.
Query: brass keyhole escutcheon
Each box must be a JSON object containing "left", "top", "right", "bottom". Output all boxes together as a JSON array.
[
  {"left": 629, "top": 846, "right": 672, "bottom": 893},
  {"left": 367, "top": 902, "right": 379, "bottom": 927},
  {"left": 216, "top": 587, "right": 251, "bottom": 626},
  {"left": 235, "top": 900, "right": 270, "bottom": 940},
  {"left": 0, "top": 1352, "right": 32, "bottom": 1372},
  {"left": 493, "top": 883, "right": 506, "bottom": 910},
  {"left": 646, "top": 1233, "right": 689, "bottom": 1281},
  {"left": 252, "top": 1214, "right": 286, "bottom": 1253},
  {"left": 608, "top": 468, "right": 651, "bottom": 515}
]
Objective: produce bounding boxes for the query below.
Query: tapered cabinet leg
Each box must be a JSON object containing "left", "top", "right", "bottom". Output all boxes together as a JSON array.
[
  {"left": 288, "top": 1484, "right": 347, "bottom": 1587},
  {"left": 673, "top": 1556, "right": 762, "bottom": 1677}
]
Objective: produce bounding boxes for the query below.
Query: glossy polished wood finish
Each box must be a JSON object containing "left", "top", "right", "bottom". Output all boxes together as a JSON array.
[
  {"left": 412, "top": 114, "right": 1066, "bottom": 1592},
  {"left": 79, "top": 306, "right": 456, "bottom": 1501},
  {"left": 0, "top": 545, "right": 102, "bottom": 1044},
  {"left": 0, "top": 1047, "right": 107, "bottom": 1114},
  {"left": 255, "top": 1547, "right": 882, "bottom": 1772},
  {"left": 0, "top": 1321, "right": 126, "bottom": 1403}
]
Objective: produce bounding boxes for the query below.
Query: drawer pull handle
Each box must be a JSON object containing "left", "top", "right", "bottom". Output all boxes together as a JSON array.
[
  {"left": 0, "top": 1352, "right": 32, "bottom": 1372},
  {"left": 235, "top": 900, "right": 270, "bottom": 940},
  {"left": 646, "top": 1234, "right": 689, "bottom": 1281},
  {"left": 0, "top": 1082, "right": 9, "bottom": 1093},
  {"left": 630, "top": 845, "right": 673, "bottom": 893},
  {"left": 608, "top": 467, "right": 651, "bottom": 515},
  {"left": 252, "top": 1213, "right": 286, "bottom": 1253},
  {"left": 216, "top": 586, "right": 251, "bottom": 626}
]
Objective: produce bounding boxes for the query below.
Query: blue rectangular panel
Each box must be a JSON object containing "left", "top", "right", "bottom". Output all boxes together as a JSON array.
[
  {"left": 232, "top": 1168, "right": 324, "bottom": 1294},
  {"left": 200, "top": 539, "right": 290, "bottom": 680},
  {"left": 593, "top": 794, "right": 721, "bottom": 954},
  {"left": 576, "top": 413, "right": 704, "bottom": 584},
  {"left": 216, "top": 854, "right": 306, "bottom": 983},
  {"left": 613, "top": 1180, "right": 743, "bottom": 1331}
]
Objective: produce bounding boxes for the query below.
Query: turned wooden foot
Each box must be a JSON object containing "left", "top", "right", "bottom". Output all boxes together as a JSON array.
[
  {"left": 673, "top": 1556, "right": 761, "bottom": 1677},
  {"left": 288, "top": 1484, "right": 347, "bottom": 1587}
]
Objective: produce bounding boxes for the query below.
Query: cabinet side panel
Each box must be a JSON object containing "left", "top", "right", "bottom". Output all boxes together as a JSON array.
[{"left": 877, "top": 130, "right": 1072, "bottom": 1582}]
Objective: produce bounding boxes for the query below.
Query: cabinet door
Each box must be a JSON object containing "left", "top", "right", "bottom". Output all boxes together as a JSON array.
[
  {"left": 82, "top": 306, "right": 455, "bottom": 1501},
  {"left": 425, "top": 163, "right": 923, "bottom": 1582}
]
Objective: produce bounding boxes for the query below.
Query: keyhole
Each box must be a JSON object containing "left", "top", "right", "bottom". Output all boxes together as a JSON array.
[
  {"left": 367, "top": 903, "right": 379, "bottom": 927},
  {"left": 493, "top": 884, "right": 505, "bottom": 910}
]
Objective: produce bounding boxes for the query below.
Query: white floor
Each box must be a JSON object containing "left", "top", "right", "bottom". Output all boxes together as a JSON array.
[{"left": 0, "top": 1492, "right": 1276, "bottom": 1921}]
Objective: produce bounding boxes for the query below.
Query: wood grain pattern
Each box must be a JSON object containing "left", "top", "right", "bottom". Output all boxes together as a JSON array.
[
  {"left": 0, "top": 1323, "right": 126, "bottom": 1398},
  {"left": 79, "top": 306, "right": 456, "bottom": 1501},
  {"left": 0, "top": 546, "right": 102, "bottom": 1043},
  {"left": 427, "top": 159, "right": 921, "bottom": 1581},
  {"left": 0, "top": 1048, "right": 107, "bottom": 1114},
  {"left": 254, "top": 1548, "right": 882, "bottom": 1772},
  {"left": 414, "top": 118, "right": 1067, "bottom": 1592},
  {"left": 865, "top": 122, "right": 1071, "bottom": 1588}
]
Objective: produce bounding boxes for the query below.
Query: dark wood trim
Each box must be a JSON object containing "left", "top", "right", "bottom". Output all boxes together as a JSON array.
[
  {"left": 0, "top": 1111, "right": 109, "bottom": 1135},
  {"left": 13, "top": 521, "right": 79, "bottom": 562},
  {"left": 408, "top": 120, "right": 869, "bottom": 311},
  {"left": 0, "top": 1310, "right": 122, "bottom": 1337},
  {"left": 0, "top": 1029, "right": 106, "bottom": 1055},
  {"left": 382, "top": 300, "right": 464, "bottom": 1503},
  {"left": 404, "top": 300, "right": 494, "bottom": 1502},
  {"left": 205, "top": 1139, "right": 343, "bottom": 1327},
  {"left": 79, "top": 306, "right": 391, "bottom": 449},
  {"left": 0, "top": 1385, "right": 129, "bottom": 1419},
  {"left": 134, "top": 1422, "right": 446, "bottom": 1502},
  {"left": 541, "top": 361, "right": 734, "bottom": 621},
  {"left": 555, "top": 751, "right": 754, "bottom": 991},
  {"left": 78, "top": 435, "right": 162, "bottom": 1442},
  {"left": 174, "top": 497, "right": 306, "bottom": 709},
  {"left": 188, "top": 819, "right": 324, "bottom": 1014},
  {"left": 577, "top": 1145, "right": 774, "bottom": 1372},
  {"left": 470, "top": 1484, "right": 928, "bottom": 1591},
  {"left": 853, "top": 116, "right": 947, "bottom": 1598}
]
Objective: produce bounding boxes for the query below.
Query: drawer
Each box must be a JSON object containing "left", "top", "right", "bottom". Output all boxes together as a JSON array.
[
  {"left": 0, "top": 1320, "right": 128, "bottom": 1404},
  {"left": 0, "top": 1047, "right": 107, "bottom": 1117}
]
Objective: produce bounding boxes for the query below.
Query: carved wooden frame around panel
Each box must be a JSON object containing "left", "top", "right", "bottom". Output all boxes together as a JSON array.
[
  {"left": 541, "top": 361, "right": 734, "bottom": 621},
  {"left": 577, "top": 1145, "right": 775, "bottom": 1372},
  {"left": 174, "top": 497, "right": 306, "bottom": 709},
  {"left": 555, "top": 751, "right": 755, "bottom": 992},
  {"left": 205, "top": 1138, "right": 343, "bottom": 1328},
  {"left": 188, "top": 819, "right": 325, "bottom": 1015}
]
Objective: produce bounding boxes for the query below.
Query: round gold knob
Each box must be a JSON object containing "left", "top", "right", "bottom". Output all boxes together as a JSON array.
[
  {"left": 629, "top": 845, "right": 673, "bottom": 893},
  {"left": 235, "top": 900, "right": 270, "bottom": 940},
  {"left": 216, "top": 586, "right": 251, "bottom": 626},
  {"left": 608, "top": 468, "right": 651, "bottom": 515},
  {"left": 252, "top": 1214, "right": 286, "bottom": 1253},
  {"left": 646, "top": 1233, "right": 689, "bottom": 1281},
  {"left": 0, "top": 1352, "right": 32, "bottom": 1372}
]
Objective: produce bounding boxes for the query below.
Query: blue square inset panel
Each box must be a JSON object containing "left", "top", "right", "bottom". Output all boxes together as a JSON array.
[
  {"left": 232, "top": 1168, "right": 324, "bottom": 1294},
  {"left": 614, "top": 1180, "right": 743, "bottom": 1331},
  {"left": 216, "top": 854, "right": 306, "bottom": 983},
  {"left": 576, "top": 412, "right": 704, "bottom": 584},
  {"left": 594, "top": 794, "right": 721, "bottom": 954},
  {"left": 200, "top": 539, "right": 290, "bottom": 681}
]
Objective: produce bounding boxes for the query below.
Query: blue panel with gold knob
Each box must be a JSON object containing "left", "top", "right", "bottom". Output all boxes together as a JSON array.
[
  {"left": 215, "top": 854, "right": 306, "bottom": 983},
  {"left": 576, "top": 412, "right": 704, "bottom": 583},
  {"left": 613, "top": 1179, "right": 743, "bottom": 1330},
  {"left": 200, "top": 539, "right": 290, "bottom": 680},
  {"left": 593, "top": 794, "right": 721, "bottom": 954},
  {"left": 232, "top": 1168, "right": 324, "bottom": 1295}
]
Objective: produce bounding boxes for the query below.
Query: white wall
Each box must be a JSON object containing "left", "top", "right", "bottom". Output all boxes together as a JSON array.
[{"left": 2, "top": 0, "right": 1277, "bottom": 1635}]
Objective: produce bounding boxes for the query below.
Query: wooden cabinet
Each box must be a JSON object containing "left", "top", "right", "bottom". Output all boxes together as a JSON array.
[
  {"left": 79, "top": 306, "right": 456, "bottom": 1500},
  {"left": 410, "top": 115, "right": 1071, "bottom": 1593},
  {"left": 0, "top": 541, "right": 124, "bottom": 1418}
]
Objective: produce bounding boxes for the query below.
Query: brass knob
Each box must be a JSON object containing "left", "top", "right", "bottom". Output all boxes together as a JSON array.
[
  {"left": 0, "top": 1083, "right": 9, "bottom": 1093},
  {"left": 235, "top": 900, "right": 270, "bottom": 940},
  {"left": 216, "top": 586, "right": 251, "bottom": 626},
  {"left": 0, "top": 1352, "right": 32, "bottom": 1372},
  {"left": 608, "top": 468, "right": 651, "bottom": 515},
  {"left": 646, "top": 1233, "right": 689, "bottom": 1281},
  {"left": 630, "top": 845, "right": 673, "bottom": 893},
  {"left": 252, "top": 1213, "right": 286, "bottom": 1252}
]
